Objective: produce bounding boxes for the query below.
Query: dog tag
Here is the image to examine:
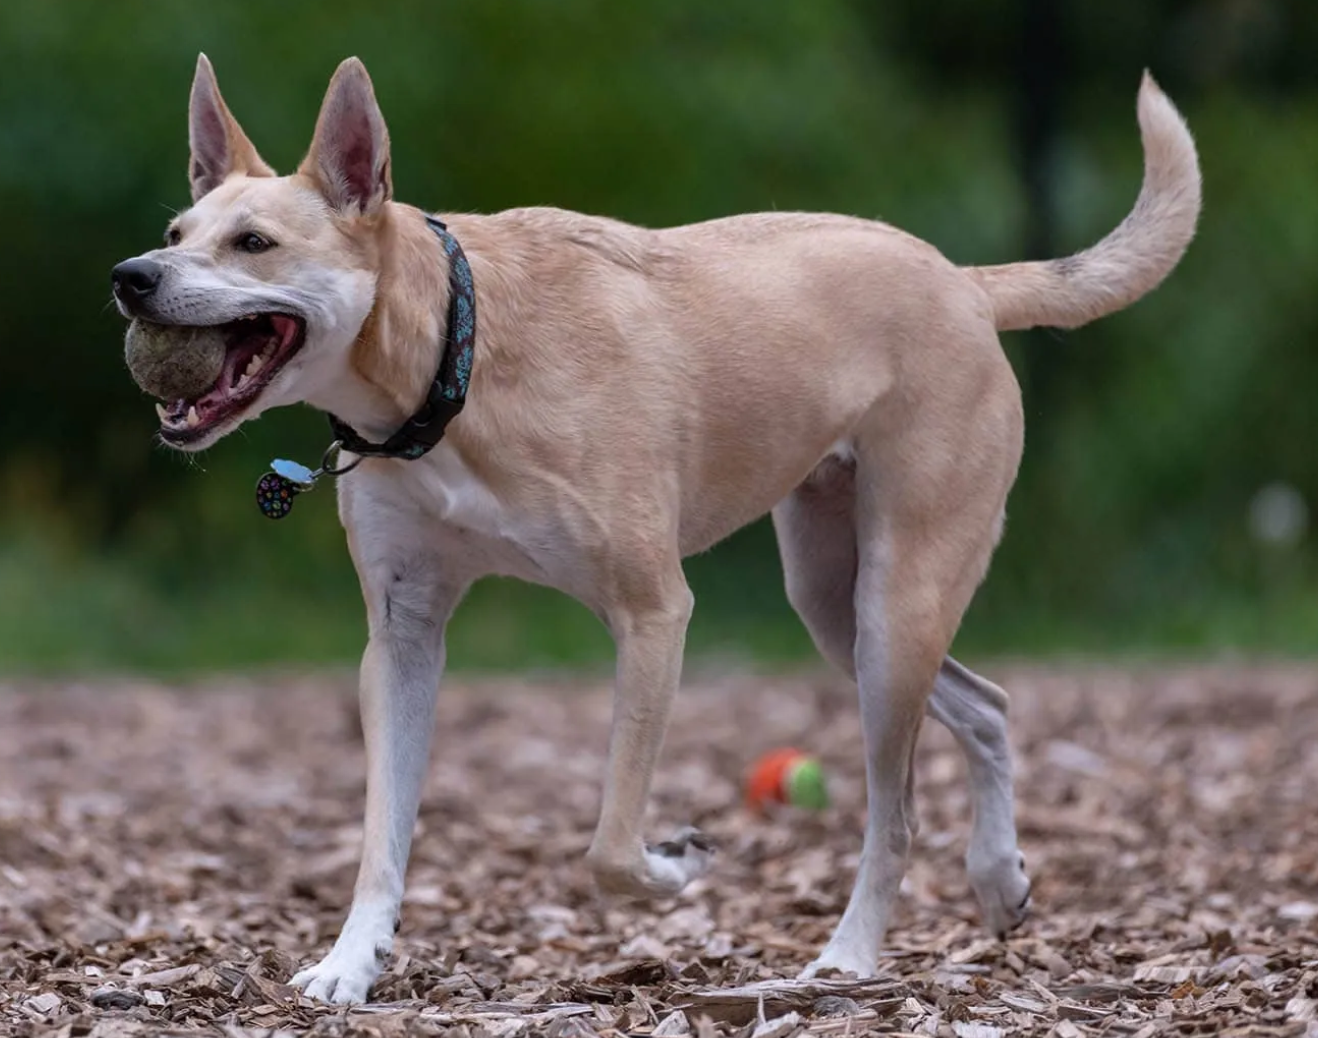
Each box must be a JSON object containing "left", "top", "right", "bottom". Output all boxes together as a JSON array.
[
  {"left": 271, "top": 458, "right": 316, "bottom": 485},
  {"left": 255, "top": 458, "right": 317, "bottom": 520}
]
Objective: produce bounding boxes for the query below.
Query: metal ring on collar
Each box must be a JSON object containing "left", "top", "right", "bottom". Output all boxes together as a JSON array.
[{"left": 320, "top": 440, "right": 364, "bottom": 477}]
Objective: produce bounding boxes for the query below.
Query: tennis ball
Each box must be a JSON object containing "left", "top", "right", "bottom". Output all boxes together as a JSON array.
[
  {"left": 124, "top": 319, "right": 227, "bottom": 401},
  {"left": 746, "top": 748, "right": 829, "bottom": 811}
]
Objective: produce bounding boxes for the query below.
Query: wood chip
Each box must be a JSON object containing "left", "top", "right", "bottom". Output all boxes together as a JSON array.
[
  {"left": 952, "top": 1024, "right": 1003, "bottom": 1038},
  {"left": 126, "top": 963, "right": 201, "bottom": 987},
  {"left": 90, "top": 985, "right": 145, "bottom": 1009},
  {"left": 654, "top": 1009, "right": 693, "bottom": 1035},
  {"left": 752, "top": 1011, "right": 803, "bottom": 1038},
  {"left": 22, "top": 992, "right": 60, "bottom": 1016}
]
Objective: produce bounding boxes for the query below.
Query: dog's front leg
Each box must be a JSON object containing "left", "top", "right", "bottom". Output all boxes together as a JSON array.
[
  {"left": 585, "top": 577, "right": 713, "bottom": 898},
  {"left": 291, "top": 565, "right": 464, "bottom": 1004}
]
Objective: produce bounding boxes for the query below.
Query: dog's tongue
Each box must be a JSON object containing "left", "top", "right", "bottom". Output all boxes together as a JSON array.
[{"left": 270, "top": 314, "right": 299, "bottom": 349}]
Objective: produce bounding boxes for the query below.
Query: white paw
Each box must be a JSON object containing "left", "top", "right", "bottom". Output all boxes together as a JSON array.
[
  {"left": 643, "top": 827, "right": 715, "bottom": 894},
  {"left": 799, "top": 943, "right": 876, "bottom": 980},
  {"left": 968, "top": 850, "right": 1031, "bottom": 939},
  {"left": 592, "top": 827, "right": 716, "bottom": 899},
  {"left": 290, "top": 939, "right": 388, "bottom": 1004}
]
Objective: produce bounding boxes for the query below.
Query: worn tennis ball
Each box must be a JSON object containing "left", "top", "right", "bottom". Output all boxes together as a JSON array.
[{"left": 124, "top": 319, "right": 227, "bottom": 401}]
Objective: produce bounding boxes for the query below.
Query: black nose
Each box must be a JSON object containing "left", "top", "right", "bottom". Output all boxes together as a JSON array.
[{"left": 111, "top": 257, "right": 163, "bottom": 304}]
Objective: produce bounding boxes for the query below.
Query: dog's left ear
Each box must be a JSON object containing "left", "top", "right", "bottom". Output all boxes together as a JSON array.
[
  {"left": 300, "top": 57, "right": 392, "bottom": 215},
  {"left": 189, "top": 53, "right": 275, "bottom": 202}
]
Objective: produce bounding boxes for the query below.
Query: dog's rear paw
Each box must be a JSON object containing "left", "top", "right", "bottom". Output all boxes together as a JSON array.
[
  {"left": 290, "top": 945, "right": 385, "bottom": 1005},
  {"left": 969, "top": 850, "right": 1032, "bottom": 939},
  {"left": 645, "top": 825, "right": 716, "bottom": 893},
  {"left": 650, "top": 826, "right": 715, "bottom": 861},
  {"left": 591, "top": 827, "right": 716, "bottom": 899}
]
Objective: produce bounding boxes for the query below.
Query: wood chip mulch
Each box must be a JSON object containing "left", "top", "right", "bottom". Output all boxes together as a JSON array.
[{"left": 2, "top": 663, "right": 1316, "bottom": 1037}]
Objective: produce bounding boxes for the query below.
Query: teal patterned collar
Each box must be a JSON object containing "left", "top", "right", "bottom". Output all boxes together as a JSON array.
[
  {"left": 328, "top": 214, "right": 476, "bottom": 459},
  {"left": 254, "top": 214, "right": 476, "bottom": 520}
]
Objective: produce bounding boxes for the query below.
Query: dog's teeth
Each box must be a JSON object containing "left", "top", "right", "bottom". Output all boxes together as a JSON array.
[
  {"left": 246, "top": 354, "right": 264, "bottom": 377},
  {"left": 155, "top": 402, "right": 169, "bottom": 423},
  {"left": 186, "top": 406, "right": 200, "bottom": 428}
]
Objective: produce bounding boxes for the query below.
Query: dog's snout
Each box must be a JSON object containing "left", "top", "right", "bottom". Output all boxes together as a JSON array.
[{"left": 111, "top": 257, "right": 164, "bottom": 306}]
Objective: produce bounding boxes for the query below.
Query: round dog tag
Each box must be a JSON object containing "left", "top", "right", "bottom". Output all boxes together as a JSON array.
[
  {"left": 256, "top": 471, "right": 301, "bottom": 519},
  {"left": 255, "top": 459, "right": 318, "bottom": 520},
  {"left": 251, "top": 447, "right": 358, "bottom": 522}
]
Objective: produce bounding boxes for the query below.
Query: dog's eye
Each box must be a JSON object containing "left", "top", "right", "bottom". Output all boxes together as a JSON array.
[
  {"left": 164, "top": 227, "right": 182, "bottom": 247},
  {"left": 236, "top": 232, "right": 275, "bottom": 254}
]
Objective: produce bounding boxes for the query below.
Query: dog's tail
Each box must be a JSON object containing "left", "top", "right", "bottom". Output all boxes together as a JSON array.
[{"left": 967, "top": 72, "right": 1201, "bottom": 332}]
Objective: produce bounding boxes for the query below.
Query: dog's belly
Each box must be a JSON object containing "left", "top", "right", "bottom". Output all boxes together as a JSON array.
[{"left": 676, "top": 438, "right": 857, "bottom": 557}]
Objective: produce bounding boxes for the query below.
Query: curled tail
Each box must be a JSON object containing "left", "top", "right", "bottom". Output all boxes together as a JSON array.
[{"left": 969, "top": 72, "right": 1201, "bottom": 332}]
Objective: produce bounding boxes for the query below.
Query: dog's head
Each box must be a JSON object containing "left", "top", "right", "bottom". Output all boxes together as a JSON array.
[{"left": 113, "top": 55, "right": 392, "bottom": 450}]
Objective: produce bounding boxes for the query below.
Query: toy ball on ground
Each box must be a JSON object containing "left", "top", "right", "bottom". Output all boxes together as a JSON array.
[{"left": 745, "top": 748, "right": 829, "bottom": 811}]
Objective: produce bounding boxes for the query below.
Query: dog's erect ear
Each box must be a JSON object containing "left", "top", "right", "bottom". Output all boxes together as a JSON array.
[
  {"left": 300, "top": 58, "right": 392, "bottom": 215},
  {"left": 188, "top": 54, "right": 274, "bottom": 202}
]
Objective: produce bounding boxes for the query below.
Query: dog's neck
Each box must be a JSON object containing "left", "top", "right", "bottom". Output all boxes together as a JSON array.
[{"left": 309, "top": 203, "right": 457, "bottom": 445}]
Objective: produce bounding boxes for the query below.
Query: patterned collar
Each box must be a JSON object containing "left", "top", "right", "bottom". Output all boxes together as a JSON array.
[
  {"left": 328, "top": 214, "right": 476, "bottom": 459},
  {"left": 254, "top": 214, "right": 477, "bottom": 520}
]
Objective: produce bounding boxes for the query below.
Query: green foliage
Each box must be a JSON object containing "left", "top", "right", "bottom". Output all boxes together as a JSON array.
[{"left": 1, "top": 0, "right": 1315, "bottom": 672}]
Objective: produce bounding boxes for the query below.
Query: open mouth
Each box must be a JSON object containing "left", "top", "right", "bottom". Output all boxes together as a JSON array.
[{"left": 156, "top": 313, "right": 306, "bottom": 444}]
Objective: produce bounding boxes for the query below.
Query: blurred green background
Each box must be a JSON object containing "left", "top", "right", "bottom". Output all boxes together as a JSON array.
[{"left": 1, "top": 0, "right": 1314, "bottom": 674}]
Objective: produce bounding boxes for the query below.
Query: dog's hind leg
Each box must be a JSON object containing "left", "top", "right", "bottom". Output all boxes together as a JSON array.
[
  {"left": 291, "top": 545, "right": 467, "bottom": 1005},
  {"left": 789, "top": 350, "right": 1022, "bottom": 978},
  {"left": 926, "top": 659, "right": 1031, "bottom": 936},
  {"left": 772, "top": 452, "right": 861, "bottom": 679},
  {"left": 773, "top": 458, "right": 1030, "bottom": 946},
  {"left": 585, "top": 558, "right": 714, "bottom": 899}
]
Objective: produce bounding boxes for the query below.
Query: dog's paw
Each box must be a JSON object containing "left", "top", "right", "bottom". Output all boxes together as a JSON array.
[
  {"left": 591, "top": 827, "right": 716, "bottom": 899},
  {"left": 643, "top": 826, "right": 716, "bottom": 894},
  {"left": 799, "top": 945, "right": 875, "bottom": 981},
  {"left": 290, "top": 941, "right": 387, "bottom": 1005},
  {"left": 969, "top": 850, "right": 1032, "bottom": 939}
]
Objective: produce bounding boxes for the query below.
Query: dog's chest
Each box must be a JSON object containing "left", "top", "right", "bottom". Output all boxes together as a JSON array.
[{"left": 342, "top": 447, "right": 575, "bottom": 590}]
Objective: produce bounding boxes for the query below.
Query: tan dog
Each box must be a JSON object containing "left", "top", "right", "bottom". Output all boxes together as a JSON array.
[{"left": 112, "top": 55, "right": 1200, "bottom": 1003}]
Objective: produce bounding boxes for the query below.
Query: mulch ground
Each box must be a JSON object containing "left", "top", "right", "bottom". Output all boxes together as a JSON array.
[{"left": 1, "top": 663, "right": 1316, "bottom": 1037}]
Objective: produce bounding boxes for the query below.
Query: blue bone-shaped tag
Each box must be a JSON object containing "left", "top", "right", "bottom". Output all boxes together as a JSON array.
[{"left": 271, "top": 459, "right": 316, "bottom": 485}]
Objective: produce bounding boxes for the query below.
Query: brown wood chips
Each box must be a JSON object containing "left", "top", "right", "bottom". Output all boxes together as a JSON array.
[{"left": 1, "top": 663, "right": 1316, "bottom": 1036}]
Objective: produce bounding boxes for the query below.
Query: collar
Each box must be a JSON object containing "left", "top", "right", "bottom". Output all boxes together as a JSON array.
[
  {"left": 328, "top": 214, "right": 476, "bottom": 460},
  {"left": 253, "top": 215, "right": 476, "bottom": 520}
]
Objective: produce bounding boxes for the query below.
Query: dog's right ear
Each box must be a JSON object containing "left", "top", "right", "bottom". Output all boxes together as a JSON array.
[
  {"left": 188, "top": 54, "right": 274, "bottom": 203},
  {"left": 299, "top": 57, "right": 392, "bottom": 215}
]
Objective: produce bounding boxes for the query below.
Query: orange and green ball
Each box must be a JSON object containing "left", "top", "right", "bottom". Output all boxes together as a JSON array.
[{"left": 745, "top": 748, "right": 829, "bottom": 811}]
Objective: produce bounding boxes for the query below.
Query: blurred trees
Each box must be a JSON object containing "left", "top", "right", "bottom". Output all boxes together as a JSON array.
[{"left": 1, "top": 0, "right": 1315, "bottom": 669}]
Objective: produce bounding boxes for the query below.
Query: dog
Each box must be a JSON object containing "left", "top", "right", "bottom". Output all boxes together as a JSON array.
[{"left": 112, "top": 54, "right": 1200, "bottom": 1003}]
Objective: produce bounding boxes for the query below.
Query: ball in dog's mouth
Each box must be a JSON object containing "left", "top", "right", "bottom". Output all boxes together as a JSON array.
[
  {"left": 124, "top": 313, "right": 307, "bottom": 446},
  {"left": 124, "top": 320, "right": 226, "bottom": 401}
]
